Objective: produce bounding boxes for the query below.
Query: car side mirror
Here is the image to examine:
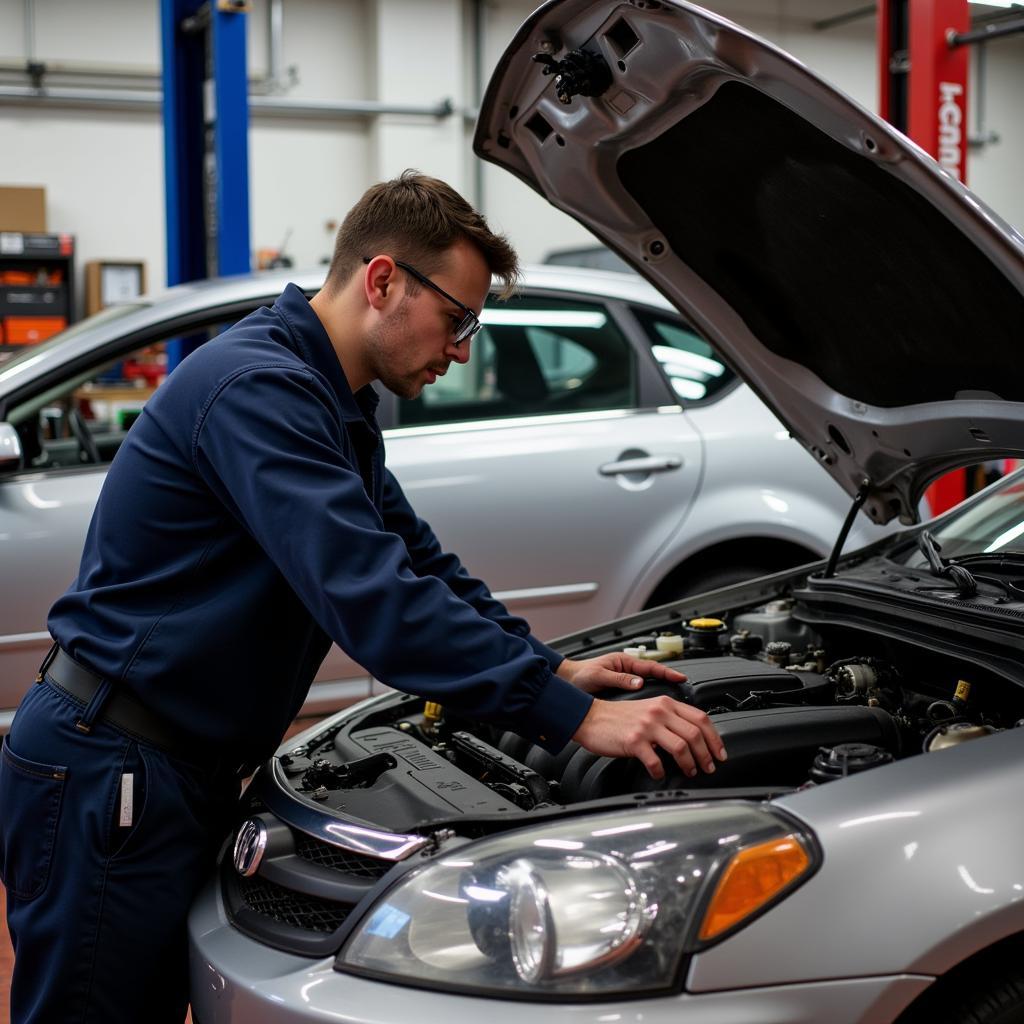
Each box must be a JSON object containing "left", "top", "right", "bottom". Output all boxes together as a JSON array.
[{"left": 0, "top": 422, "right": 24, "bottom": 473}]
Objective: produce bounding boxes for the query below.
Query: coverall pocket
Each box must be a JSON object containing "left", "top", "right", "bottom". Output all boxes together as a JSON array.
[{"left": 0, "top": 735, "right": 68, "bottom": 901}]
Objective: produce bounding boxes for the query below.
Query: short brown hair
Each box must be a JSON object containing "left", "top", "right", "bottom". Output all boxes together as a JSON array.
[{"left": 325, "top": 170, "right": 519, "bottom": 299}]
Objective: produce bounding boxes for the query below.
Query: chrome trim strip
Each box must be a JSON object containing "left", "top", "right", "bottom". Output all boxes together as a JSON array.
[
  {"left": 493, "top": 581, "right": 598, "bottom": 607},
  {"left": 383, "top": 407, "right": 635, "bottom": 439},
  {"left": 0, "top": 630, "right": 52, "bottom": 648},
  {"left": 299, "top": 677, "right": 373, "bottom": 709},
  {"left": 261, "top": 760, "right": 429, "bottom": 862}
]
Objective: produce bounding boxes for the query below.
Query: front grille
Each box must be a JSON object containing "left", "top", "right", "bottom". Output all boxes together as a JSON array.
[
  {"left": 293, "top": 832, "right": 392, "bottom": 879},
  {"left": 237, "top": 874, "right": 351, "bottom": 933},
  {"left": 224, "top": 814, "right": 402, "bottom": 955}
]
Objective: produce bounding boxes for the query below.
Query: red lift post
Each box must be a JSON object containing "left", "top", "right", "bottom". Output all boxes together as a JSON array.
[{"left": 878, "top": 0, "right": 970, "bottom": 516}]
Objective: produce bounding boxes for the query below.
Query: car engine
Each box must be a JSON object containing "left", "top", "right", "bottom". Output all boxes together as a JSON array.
[
  {"left": 224, "top": 582, "right": 1024, "bottom": 956},
  {"left": 269, "top": 596, "right": 1024, "bottom": 835}
]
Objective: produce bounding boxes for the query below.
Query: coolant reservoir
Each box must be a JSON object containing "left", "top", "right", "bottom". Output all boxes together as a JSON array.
[
  {"left": 927, "top": 723, "right": 997, "bottom": 751},
  {"left": 685, "top": 618, "right": 727, "bottom": 656},
  {"left": 732, "top": 600, "right": 821, "bottom": 651}
]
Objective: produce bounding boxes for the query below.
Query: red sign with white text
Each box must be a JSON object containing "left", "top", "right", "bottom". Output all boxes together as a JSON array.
[{"left": 907, "top": 0, "right": 970, "bottom": 183}]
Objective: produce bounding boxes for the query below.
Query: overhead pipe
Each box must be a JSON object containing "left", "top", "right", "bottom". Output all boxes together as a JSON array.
[
  {"left": 0, "top": 84, "right": 454, "bottom": 120},
  {"left": 1, "top": 0, "right": 451, "bottom": 121},
  {"left": 5, "top": 0, "right": 290, "bottom": 95}
]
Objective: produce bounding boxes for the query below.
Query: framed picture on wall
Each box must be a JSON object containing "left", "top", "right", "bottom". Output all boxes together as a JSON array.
[{"left": 85, "top": 260, "right": 146, "bottom": 315}]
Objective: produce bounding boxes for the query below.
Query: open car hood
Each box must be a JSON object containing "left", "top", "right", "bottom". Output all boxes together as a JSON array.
[{"left": 474, "top": 0, "right": 1024, "bottom": 525}]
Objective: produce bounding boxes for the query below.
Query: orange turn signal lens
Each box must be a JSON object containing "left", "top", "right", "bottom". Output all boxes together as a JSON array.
[{"left": 698, "top": 835, "right": 810, "bottom": 942}]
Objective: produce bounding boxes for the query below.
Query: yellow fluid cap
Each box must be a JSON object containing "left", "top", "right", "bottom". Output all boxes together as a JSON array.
[
  {"left": 954, "top": 680, "right": 972, "bottom": 702},
  {"left": 423, "top": 701, "right": 443, "bottom": 722},
  {"left": 689, "top": 617, "right": 725, "bottom": 630}
]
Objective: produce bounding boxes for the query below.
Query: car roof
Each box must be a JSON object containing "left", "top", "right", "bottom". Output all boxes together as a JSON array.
[{"left": 0, "top": 264, "right": 675, "bottom": 400}]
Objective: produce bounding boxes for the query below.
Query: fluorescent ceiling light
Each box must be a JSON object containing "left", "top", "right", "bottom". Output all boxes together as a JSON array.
[
  {"left": 968, "top": 1, "right": 1020, "bottom": 7},
  {"left": 670, "top": 377, "right": 707, "bottom": 401},
  {"left": 652, "top": 344, "right": 724, "bottom": 377},
  {"left": 481, "top": 309, "right": 607, "bottom": 328}
]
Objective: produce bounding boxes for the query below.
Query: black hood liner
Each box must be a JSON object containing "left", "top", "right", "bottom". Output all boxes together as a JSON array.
[{"left": 618, "top": 81, "right": 1024, "bottom": 409}]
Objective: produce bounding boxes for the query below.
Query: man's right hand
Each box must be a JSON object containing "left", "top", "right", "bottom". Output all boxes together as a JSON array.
[{"left": 572, "top": 696, "right": 727, "bottom": 780}]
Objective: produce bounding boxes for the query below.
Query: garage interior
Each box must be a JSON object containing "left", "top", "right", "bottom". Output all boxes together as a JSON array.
[{"left": 2, "top": 0, "right": 1024, "bottom": 1020}]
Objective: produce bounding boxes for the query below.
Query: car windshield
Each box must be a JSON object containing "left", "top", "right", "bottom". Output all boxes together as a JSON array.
[
  {"left": 902, "top": 471, "right": 1024, "bottom": 563},
  {"left": 0, "top": 304, "right": 145, "bottom": 378}
]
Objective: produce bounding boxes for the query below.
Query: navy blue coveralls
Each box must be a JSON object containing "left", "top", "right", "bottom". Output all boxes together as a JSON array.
[{"left": 0, "top": 283, "right": 593, "bottom": 1023}]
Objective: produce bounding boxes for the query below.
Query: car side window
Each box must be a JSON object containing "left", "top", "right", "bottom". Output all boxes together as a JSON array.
[
  {"left": 632, "top": 307, "right": 734, "bottom": 402},
  {"left": 7, "top": 325, "right": 227, "bottom": 471},
  {"left": 396, "top": 295, "right": 636, "bottom": 427}
]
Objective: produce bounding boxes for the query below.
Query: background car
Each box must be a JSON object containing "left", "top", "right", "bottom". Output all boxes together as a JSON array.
[{"left": 0, "top": 265, "right": 887, "bottom": 728}]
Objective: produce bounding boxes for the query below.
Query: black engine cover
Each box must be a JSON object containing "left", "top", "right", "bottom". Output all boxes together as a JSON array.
[
  {"left": 566, "top": 704, "right": 901, "bottom": 800},
  {"left": 497, "top": 656, "right": 899, "bottom": 800}
]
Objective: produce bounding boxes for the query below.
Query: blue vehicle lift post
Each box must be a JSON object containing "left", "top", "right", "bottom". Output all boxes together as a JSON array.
[{"left": 160, "top": 0, "right": 252, "bottom": 370}]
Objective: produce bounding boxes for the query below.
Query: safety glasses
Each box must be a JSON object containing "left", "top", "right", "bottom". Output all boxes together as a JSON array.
[{"left": 362, "top": 256, "right": 482, "bottom": 345}]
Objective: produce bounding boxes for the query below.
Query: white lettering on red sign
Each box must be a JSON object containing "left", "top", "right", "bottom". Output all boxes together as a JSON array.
[{"left": 938, "top": 81, "right": 963, "bottom": 175}]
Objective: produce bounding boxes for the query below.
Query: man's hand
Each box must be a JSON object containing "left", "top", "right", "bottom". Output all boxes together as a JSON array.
[
  {"left": 556, "top": 653, "right": 687, "bottom": 695},
  {"left": 572, "top": 696, "right": 727, "bottom": 781}
]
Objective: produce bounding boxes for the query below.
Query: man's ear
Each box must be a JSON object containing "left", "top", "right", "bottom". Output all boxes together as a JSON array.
[{"left": 363, "top": 255, "right": 397, "bottom": 312}]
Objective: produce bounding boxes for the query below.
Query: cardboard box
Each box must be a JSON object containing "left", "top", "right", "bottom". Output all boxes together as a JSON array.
[
  {"left": 0, "top": 187, "right": 46, "bottom": 233},
  {"left": 85, "top": 260, "right": 146, "bottom": 315},
  {"left": 4, "top": 315, "right": 66, "bottom": 344}
]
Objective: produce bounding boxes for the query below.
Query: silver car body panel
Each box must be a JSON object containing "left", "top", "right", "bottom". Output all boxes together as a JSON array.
[
  {"left": 474, "top": 0, "right": 1024, "bottom": 524},
  {"left": 187, "top": 725, "right": 1023, "bottom": 1022},
  {"left": 0, "top": 265, "right": 882, "bottom": 726},
  {"left": 689, "top": 725, "right": 1024, "bottom": 992},
  {"left": 188, "top": 877, "right": 931, "bottom": 1024}
]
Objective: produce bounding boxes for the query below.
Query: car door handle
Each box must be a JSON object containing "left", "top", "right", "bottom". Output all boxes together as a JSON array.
[{"left": 598, "top": 455, "right": 683, "bottom": 476}]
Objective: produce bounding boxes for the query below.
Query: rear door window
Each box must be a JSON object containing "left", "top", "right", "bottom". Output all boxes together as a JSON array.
[{"left": 632, "top": 307, "right": 734, "bottom": 402}]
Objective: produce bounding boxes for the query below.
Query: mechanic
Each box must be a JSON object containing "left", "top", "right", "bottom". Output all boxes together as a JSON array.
[{"left": 0, "top": 171, "right": 726, "bottom": 1023}]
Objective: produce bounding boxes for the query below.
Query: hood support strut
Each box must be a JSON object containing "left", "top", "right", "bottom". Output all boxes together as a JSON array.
[{"left": 824, "top": 480, "right": 871, "bottom": 578}]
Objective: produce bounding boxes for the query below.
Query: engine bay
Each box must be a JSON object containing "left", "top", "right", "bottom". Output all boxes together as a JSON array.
[{"left": 273, "top": 591, "right": 1024, "bottom": 835}]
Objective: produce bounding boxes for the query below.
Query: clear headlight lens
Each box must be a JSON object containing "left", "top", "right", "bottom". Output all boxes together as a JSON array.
[{"left": 337, "top": 803, "right": 815, "bottom": 997}]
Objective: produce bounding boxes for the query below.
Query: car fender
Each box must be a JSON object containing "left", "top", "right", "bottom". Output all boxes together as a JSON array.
[{"left": 688, "top": 726, "right": 1024, "bottom": 991}]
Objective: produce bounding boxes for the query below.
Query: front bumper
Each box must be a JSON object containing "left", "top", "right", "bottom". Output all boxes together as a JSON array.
[{"left": 188, "top": 877, "right": 932, "bottom": 1024}]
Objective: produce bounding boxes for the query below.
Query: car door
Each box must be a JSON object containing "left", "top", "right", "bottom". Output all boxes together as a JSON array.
[
  {"left": 0, "top": 318, "right": 236, "bottom": 726},
  {"left": 381, "top": 288, "right": 704, "bottom": 642}
]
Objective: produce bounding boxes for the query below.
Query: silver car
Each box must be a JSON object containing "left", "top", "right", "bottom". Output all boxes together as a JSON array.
[
  {"left": 189, "top": 1, "right": 1024, "bottom": 1022},
  {"left": 0, "top": 266, "right": 872, "bottom": 730}
]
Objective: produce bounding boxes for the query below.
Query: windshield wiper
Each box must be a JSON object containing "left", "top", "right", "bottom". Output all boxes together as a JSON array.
[
  {"left": 917, "top": 530, "right": 978, "bottom": 597},
  {"left": 915, "top": 531, "right": 1024, "bottom": 601},
  {"left": 944, "top": 551, "right": 1024, "bottom": 570}
]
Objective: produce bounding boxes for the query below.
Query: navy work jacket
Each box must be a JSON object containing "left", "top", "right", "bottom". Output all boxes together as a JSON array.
[{"left": 49, "top": 284, "right": 593, "bottom": 763}]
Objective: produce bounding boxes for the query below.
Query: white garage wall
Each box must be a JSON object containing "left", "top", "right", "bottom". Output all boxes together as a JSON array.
[{"left": 0, "top": 0, "right": 1021, "bottom": 316}]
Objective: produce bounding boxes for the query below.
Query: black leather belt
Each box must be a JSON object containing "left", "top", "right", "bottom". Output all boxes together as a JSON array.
[{"left": 41, "top": 646, "right": 250, "bottom": 776}]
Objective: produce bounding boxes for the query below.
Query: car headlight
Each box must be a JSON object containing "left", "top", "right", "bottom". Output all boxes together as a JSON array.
[{"left": 337, "top": 802, "right": 817, "bottom": 997}]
